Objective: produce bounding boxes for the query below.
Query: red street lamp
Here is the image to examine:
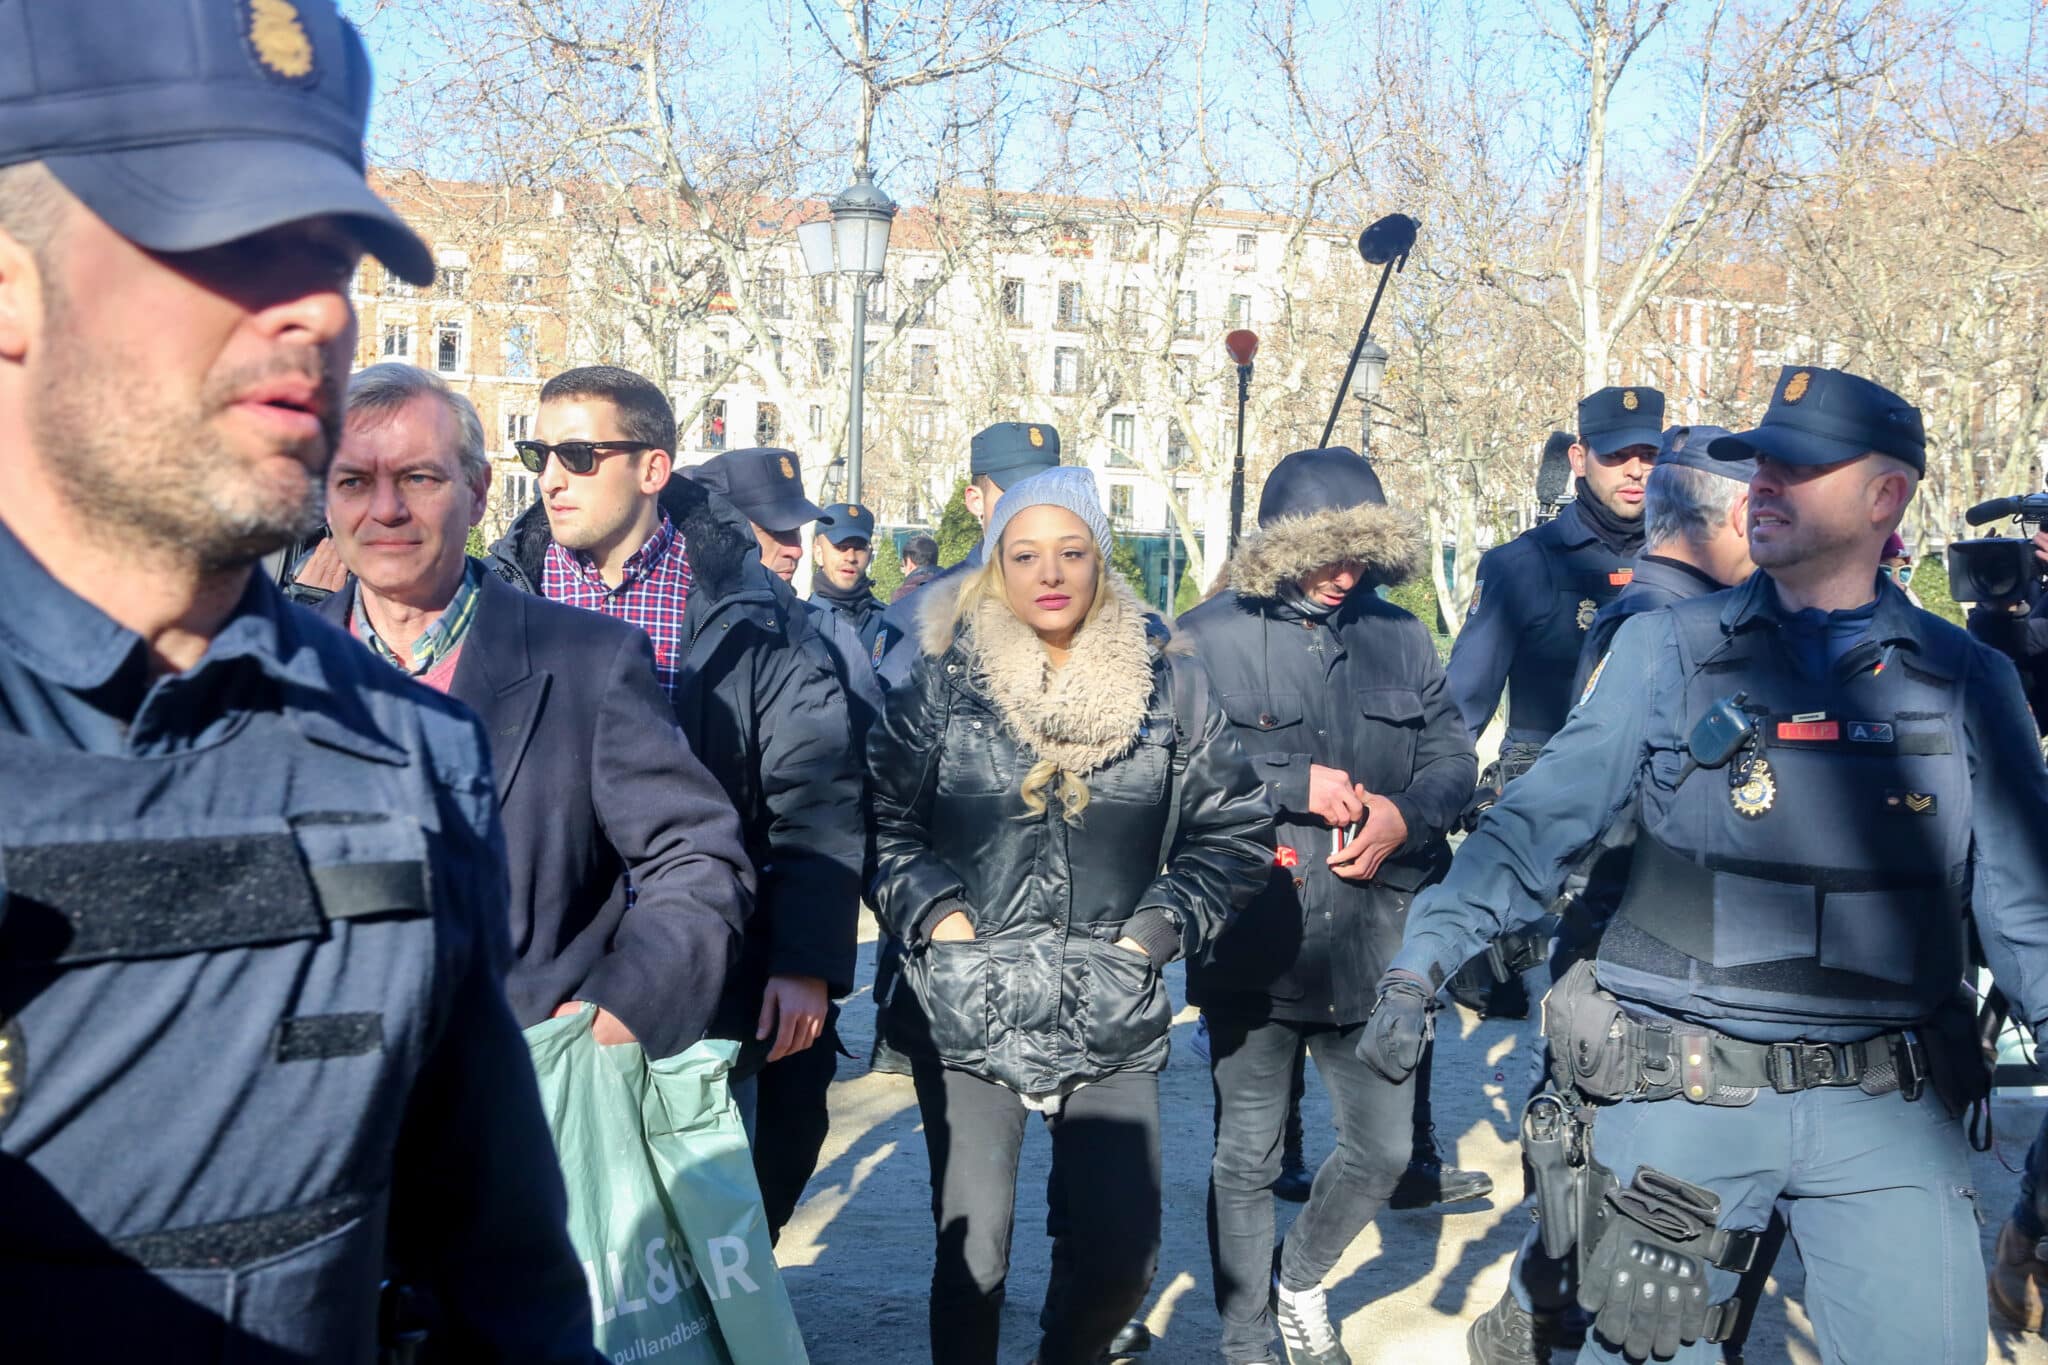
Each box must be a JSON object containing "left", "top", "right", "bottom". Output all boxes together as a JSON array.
[{"left": 1225, "top": 329, "right": 1259, "bottom": 549}]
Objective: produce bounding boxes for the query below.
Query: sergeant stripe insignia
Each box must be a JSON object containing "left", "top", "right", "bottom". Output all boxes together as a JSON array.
[
  {"left": 1885, "top": 790, "right": 1937, "bottom": 815},
  {"left": 0, "top": 1018, "right": 20, "bottom": 1129},
  {"left": 1580, "top": 654, "right": 1609, "bottom": 706}
]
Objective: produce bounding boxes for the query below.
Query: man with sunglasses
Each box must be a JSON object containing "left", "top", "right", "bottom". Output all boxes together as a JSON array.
[{"left": 487, "top": 367, "right": 862, "bottom": 1136}]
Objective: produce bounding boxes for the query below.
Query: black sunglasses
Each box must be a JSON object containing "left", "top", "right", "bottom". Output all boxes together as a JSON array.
[{"left": 513, "top": 439, "right": 654, "bottom": 475}]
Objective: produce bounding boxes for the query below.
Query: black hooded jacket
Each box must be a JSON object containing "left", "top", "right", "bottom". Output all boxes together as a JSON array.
[
  {"left": 1175, "top": 452, "right": 1477, "bottom": 1023},
  {"left": 486, "top": 476, "right": 863, "bottom": 1036}
]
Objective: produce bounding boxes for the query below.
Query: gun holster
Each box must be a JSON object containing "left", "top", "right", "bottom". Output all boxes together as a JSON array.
[{"left": 1521, "top": 1091, "right": 1588, "bottom": 1261}]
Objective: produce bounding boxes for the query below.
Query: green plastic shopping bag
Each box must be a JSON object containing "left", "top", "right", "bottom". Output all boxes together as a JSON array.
[{"left": 525, "top": 1014, "right": 808, "bottom": 1364}]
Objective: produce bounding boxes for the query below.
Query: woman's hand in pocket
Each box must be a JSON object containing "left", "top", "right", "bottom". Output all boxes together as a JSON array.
[{"left": 930, "top": 911, "right": 977, "bottom": 943}]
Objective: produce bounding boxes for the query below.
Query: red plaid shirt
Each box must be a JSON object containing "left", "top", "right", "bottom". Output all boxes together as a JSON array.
[{"left": 541, "top": 514, "right": 691, "bottom": 698}]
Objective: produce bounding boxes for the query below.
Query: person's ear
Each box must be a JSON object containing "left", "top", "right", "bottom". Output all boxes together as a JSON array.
[
  {"left": 0, "top": 228, "right": 46, "bottom": 365},
  {"left": 468, "top": 464, "right": 492, "bottom": 527},
  {"left": 963, "top": 482, "right": 986, "bottom": 521},
  {"left": 639, "top": 447, "right": 673, "bottom": 496},
  {"left": 1729, "top": 491, "right": 1750, "bottom": 541},
  {"left": 1568, "top": 442, "right": 1590, "bottom": 479}
]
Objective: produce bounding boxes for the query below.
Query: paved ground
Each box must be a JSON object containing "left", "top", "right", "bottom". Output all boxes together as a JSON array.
[{"left": 777, "top": 923, "right": 2048, "bottom": 1364}]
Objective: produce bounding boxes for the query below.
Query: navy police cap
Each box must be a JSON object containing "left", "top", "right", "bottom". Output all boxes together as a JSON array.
[
  {"left": 818, "top": 502, "right": 876, "bottom": 545},
  {"left": 970, "top": 422, "right": 1061, "bottom": 488},
  {"left": 1656, "top": 425, "right": 1751, "bottom": 482},
  {"left": 687, "top": 448, "right": 825, "bottom": 533},
  {"left": 1578, "top": 386, "right": 1665, "bottom": 458},
  {"left": 1708, "top": 366, "right": 1926, "bottom": 474},
  {"left": 0, "top": 0, "right": 433, "bottom": 285}
]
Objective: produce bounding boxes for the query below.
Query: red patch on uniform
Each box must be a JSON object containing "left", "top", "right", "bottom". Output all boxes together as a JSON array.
[
  {"left": 1776, "top": 721, "right": 1839, "bottom": 742},
  {"left": 1275, "top": 846, "right": 1299, "bottom": 868},
  {"left": 1609, "top": 569, "right": 1634, "bottom": 586}
]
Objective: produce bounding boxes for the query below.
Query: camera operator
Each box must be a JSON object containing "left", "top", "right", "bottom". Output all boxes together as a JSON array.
[{"left": 1967, "top": 527, "right": 2048, "bottom": 736}]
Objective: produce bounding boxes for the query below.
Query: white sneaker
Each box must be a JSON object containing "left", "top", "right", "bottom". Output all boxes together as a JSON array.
[{"left": 1273, "top": 1279, "right": 1350, "bottom": 1365}]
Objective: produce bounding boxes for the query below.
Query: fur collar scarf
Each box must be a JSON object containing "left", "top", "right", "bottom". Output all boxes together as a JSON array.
[
  {"left": 1225, "top": 502, "right": 1422, "bottom": 601},
  {"left": 922, "top": 571, "right": 1156, "bottom": 778}
]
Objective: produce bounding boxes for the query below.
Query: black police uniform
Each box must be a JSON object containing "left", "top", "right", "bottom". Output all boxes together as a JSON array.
[
  {"left": 1447, "top": 387, "right": 1663, "bottom": 771},
  {"left": 814, "top": 502, "right": 889, "bottom": 655},
  {"left": 1386, "top": 367, "right": 2048, "bottom": 1365}
]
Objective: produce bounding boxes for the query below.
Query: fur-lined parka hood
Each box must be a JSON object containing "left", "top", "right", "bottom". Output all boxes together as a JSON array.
[
  {"left": 1224, "top": 502, "right": 1422, "bottom": 601},
  {"left": 917, "top": 568, "right": 1158, "bottom": 779}
]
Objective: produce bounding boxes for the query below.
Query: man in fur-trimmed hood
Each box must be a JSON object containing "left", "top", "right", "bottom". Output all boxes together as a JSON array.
[{"left": 1175, "top": 447, "right": 1481, "bottom": 1365}]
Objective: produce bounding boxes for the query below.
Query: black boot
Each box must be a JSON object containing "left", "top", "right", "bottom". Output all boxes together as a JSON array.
[
  {"left": 1390, "top": 1125, "right": 1494, "bottom": 1209},
  {"left": 1465, "top": 1290, "right": 1549, "bottom": 1365}
]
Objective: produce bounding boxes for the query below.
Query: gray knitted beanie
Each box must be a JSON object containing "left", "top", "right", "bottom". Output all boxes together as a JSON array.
[{"left": 981, "top": 466, "right": 1114, "bottom": 562}]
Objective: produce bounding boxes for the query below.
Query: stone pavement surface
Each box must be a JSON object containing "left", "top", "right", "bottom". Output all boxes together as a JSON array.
[{"left": 779, "top": 922, "right": 2048, "bottom": 1364}]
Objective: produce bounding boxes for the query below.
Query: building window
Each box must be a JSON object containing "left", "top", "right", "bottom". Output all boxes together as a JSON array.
[
  {"left": 1758, "top": 318, "right": 1780, "bottom": 350},
  {"left": 1110, "top": 224, "right": 1137, "bottom": 260},
  {"left": 1171, "top": 355, "right": 1193, "bottom": 397},
  {"left": 912, "top": 409, "right": 938, "bottom": 445},
  {"left": 768, "top": 333, "right": 785, "bottom": 374},
  {"left": 814, "top": 276, "right": 838, "bottom": 311},
  {"left": 1109, "top": 413, "right": 1136, "bottom": 467},
  {"left": 704, "top": 330, "right": 726, "bottom": 381},
  {"left": 1053, "top": 346, "right": 1083, "bottom": 395},
  {"left": 756, "top": 402, "right": 780, "bottom": 446},
  {"left": 910, "top": 276, "right": 935, "bottom": 326},
  {"left": 1174, "top": 290, "right": 1197, "bottom": 337},
  {"left": 383, "top": 272, "right": 417, "bottom": 299},
  {"left": 1109, "top": 482, "right": 1134, "bottom": 526},
  {"left": 435, "top": 320, "right": 464, "bottom": 374},
  {"left": 703, "top": 399, "right": 727, "bottom": 451},
  {"left": 759, "top": 267, "right": 789, "bottom": 319},
  {"left": 808, "top": 405, "right": 824, "bottom": 439},
  {"left": 815, "top": 337, "right": 837, "bottom": 380},
  {"left": 1235, "top": 232, "right": 1256, "bottom": 258},
  {"left": 1167, "top": 420, "right": 1190, "bottom": 467},
  {"left": 436, "top": 268, "right": 468, "bottom": 300},
  {"left": 505, "top": 412, "right": 532, "bottom": 448},
  {"left": 910, "top": 343, "right": 938, "bottom": 394},
  {"left": 1002, "top": 277, "right": 1026, "bottom": 325},
  {"left": 865, "top": 279, "right": 888, "bottom": 321},
  {"left": 1012, "top": 344, "right": 1031, "bottom": 392},
  {"left": 1228, "top": 294, "right": 1251, "bottom": 328},
  {"left": 505, "top": 273, "right": 536, "bottom": 303},
  {"left": 1055, "top": 281, "right": 1084, "bottom": 329},
  {"left": 503, "top": 323, "right": 536, "bottom": 379},
  {"left": 381, "top": 323, "right": 412, "bottom": 358}
]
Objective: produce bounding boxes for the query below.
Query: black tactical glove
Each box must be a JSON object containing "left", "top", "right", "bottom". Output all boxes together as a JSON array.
[
  {"left": 1459, "top": 761, "right": 1503, "bottom": 832},
  {"left": 1579, "top": 1168, "right": 1735, "bottom": 1361},
  {"left": 1357, "top": 969, "right": 1436, "bottom": 1083}
]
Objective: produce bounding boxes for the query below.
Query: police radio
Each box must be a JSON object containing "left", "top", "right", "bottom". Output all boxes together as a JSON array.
[{"left": 1947, "top": 491, "right": 2048, "bottom": 608}]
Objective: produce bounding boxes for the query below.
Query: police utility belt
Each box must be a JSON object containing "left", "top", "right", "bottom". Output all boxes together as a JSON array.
[{"left": 1543, "top": 959, "right": 1930, "bottom": 1107}]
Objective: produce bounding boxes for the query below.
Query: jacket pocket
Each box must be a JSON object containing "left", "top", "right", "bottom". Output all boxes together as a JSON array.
[
  {"left": 1079, "top": 935, "right": 1172, "bottom": 1072},
  {"left": 1220, "top": 690, "right": 1306, "bottom": 737},
  {"left": 908, "top": 939, "right": 993, "bottom": 1067}
]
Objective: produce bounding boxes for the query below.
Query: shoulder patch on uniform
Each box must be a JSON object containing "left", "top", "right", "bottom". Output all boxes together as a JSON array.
[
  {"left": 1579, "top": 653, "right": 1608, "bottom": 706},
  {"left": 1466, "top": 579, "right": 1483, "bottom": 618}
]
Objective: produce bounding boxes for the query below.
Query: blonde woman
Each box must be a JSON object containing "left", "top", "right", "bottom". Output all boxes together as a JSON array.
[{"left": 869, "top": 467, "right": 1273, "bottom": 1365}]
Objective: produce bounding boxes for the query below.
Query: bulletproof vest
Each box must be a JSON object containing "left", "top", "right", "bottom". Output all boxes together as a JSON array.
[
  {"left": 1506, "top": 527, "right": 1636, "bottom": 739},
  {"left": 0, "top": 657, "right": 460, "bottom": 1356},
  {"left": 1600, "top": 596, "right": 1972, "bottom": 1030}
]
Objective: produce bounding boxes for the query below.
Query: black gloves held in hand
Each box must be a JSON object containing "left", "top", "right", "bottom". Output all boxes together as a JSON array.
[{"left": 1357, "top": 968, "right": 1437, "bottom": 1083}]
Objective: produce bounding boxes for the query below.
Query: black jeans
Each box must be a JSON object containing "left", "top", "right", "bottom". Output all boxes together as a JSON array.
[
  {"left": 911, "top": 1058, "right": 1162, "bottom": 1365},
  {"left": 1207, "top": 1012, "right": 1411, "bottom": 1362},
  {"left": 751, "top": 1006, "right": 841, "bottom": 1244}
]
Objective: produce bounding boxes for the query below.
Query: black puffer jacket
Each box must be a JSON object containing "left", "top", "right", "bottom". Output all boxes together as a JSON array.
[
  {"left": 487, "top": 476, "right": 863, "bottom": 1039},
  {"left": 868, "top": 573, "right": 1272, "bottom": 1094},
  {"left": 1177, "top": 449, "right": 1477, "bottom": 1024}
]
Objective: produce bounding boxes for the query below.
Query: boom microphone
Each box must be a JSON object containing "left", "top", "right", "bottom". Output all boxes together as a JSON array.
[
  {"left": 1968, "top": 497, "right": 2023, "bottom": 527},
  {"left": 1535, "top": 432, "right": 1575, "bottom": 508}
]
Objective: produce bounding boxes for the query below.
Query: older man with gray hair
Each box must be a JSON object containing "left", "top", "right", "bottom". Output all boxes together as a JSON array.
[
  {"left": 320, "top": 361, "right": 751, "bottom": 1058},
  {"left": 1572, "top": 425, "right": 1757, "bottom": 696}
]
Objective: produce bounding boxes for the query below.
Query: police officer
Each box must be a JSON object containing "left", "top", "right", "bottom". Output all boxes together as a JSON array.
[
  {"left": 1469, "top": 425, "right": 1759, "bottom": 1363},
  {"left": 0, "top": 3, "right": 595, "bottom": 1358},
  {"left": 814, "top": 501, "right": 889, "bottom": 656},
  {"left": 1363, "top": 365, "right": 2048, "bottom": 1365},
  {"left": 873, "top": 420, "right": 1062, "bottom": 688},
  {"left": 1449, "top": 387, "right": 1662, "bottom": 769}
]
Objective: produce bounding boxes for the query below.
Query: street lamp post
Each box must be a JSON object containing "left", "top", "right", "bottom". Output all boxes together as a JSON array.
[
  {"left": 799, "top": 170, "right": 897, "bottom": 505},
  {"left": 1349, "top": 339, "right": 1389, "bottom": 455}
]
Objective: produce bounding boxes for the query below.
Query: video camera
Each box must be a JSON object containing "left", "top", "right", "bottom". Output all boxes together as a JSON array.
[{"left": 1946, "top": 492, "right": 2048, "bottom": 607}]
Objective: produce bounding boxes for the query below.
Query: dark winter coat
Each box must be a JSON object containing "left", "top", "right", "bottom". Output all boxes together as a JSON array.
[
  {"left": 487, "top": 476, "right": 864, "bottom": 1038},
  {"left": 1176, "top": 492, "right": 1477, "bottom": 1025},
  {"left": 1571, "top": 553, "right": 1727, "bottom": 701},
  {"left": 811, "top": 571, "right": 888, "bottom": 656},
  {"left": 868, "top": 572, "right": 1273, "bottom": 1095},
  {"left": 318, "top": 571, "right": 752, "bottom": 1057}
]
